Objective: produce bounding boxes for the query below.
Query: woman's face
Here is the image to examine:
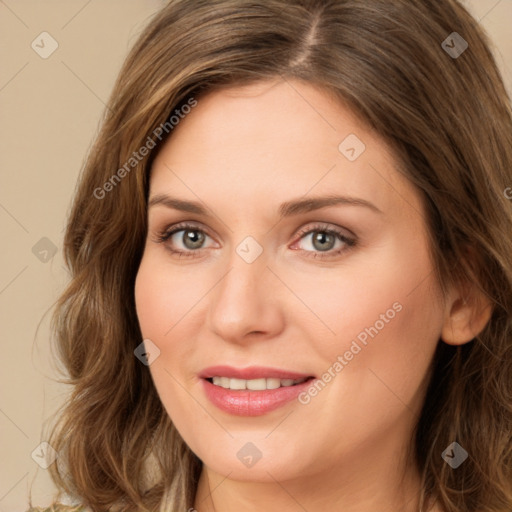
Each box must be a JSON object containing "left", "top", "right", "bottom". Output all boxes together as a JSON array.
[{"left": 135, "top": 79, "right": 446, "bottom": 485}]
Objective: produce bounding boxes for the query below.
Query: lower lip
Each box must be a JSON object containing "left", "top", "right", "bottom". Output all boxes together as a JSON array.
[{"left": 201, "top": 378, "right": 314, "bottom": 416}]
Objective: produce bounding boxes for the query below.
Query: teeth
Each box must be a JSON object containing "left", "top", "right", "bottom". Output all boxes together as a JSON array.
[
  {"left": 266, "top": 378, "right": 281, "bottom": 390},
  {"left": 211, "top": 376, "right": 308, "bottom": 390},
  {"left": 230, "top": 378, "right": 246, "bottom": 390}
]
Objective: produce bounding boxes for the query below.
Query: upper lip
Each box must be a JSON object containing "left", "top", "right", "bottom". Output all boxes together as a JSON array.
[{"left": 199, "top": 365, "right": 314, "bottom": 380}]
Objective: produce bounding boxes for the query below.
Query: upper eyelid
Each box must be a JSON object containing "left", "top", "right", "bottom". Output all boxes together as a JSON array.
[
  {"left": 163, "top": 222, "right": 216, "bottom": 241},
  {"left": 295, "top": 222, "right": 355, "bottom": 239}
]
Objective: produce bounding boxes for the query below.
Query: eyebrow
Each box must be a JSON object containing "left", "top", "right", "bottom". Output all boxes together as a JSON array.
[{"left": 148, "top": 193, "right": 383, "bottom": 218}]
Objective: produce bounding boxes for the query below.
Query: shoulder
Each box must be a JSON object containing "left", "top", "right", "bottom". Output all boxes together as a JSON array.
[{"left": 26, "top": 505, "right": 91, "bottom": 512}]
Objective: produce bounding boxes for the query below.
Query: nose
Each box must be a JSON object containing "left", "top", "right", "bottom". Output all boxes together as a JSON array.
[{"left": 207, "top": 245, "right": 285, "bottom": 345}]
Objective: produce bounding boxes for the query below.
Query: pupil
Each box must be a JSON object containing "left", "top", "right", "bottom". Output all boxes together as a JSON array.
[
  {"left": 313, "top": 231, "right": 334, "bottom": 251},
  {"left": 184, "top": 230, "right": 204, "bottom": 249}
]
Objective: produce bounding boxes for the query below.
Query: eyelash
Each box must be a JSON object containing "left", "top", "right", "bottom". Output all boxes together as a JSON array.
[{"left": 153, "top": 221, "right": 357, "bottom": 260}]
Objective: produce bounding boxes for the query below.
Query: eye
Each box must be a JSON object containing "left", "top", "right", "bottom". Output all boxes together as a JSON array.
[
  {"left": 153, "top": 222, "right": 215, "bottom": 258},
  {"left": 291, "top": 223, "right": 356, "bottom": 259}
]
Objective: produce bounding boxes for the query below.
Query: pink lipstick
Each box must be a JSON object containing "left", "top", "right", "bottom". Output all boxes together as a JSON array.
[{"left": 199, "top": 365, "right": 315, "bottom": 416}]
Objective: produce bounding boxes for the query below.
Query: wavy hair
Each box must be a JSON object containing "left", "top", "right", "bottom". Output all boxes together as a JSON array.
[{"left": 34, "top": 0, "right": 512, "bottom": 510}]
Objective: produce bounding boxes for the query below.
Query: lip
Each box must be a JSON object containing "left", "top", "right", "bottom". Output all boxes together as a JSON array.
[
  {"left": 199, "top": 366, "right": 316, "bottom": 416},
  {"left": 199, "top": 365, "right": 313, "bottom": 380}
]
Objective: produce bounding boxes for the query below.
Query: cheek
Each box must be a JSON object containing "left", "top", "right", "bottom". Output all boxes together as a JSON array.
[
  {"left": 134, "top": 256, "right": 205, "bottom": 427},
  {"left": 294, "top": 229, "right": 443, "bottom": 395},
  {"left": 134, "top": 255, "right": 196, "bottom": 389},
  {"left": 305, "top": 237, "right": 443, "bottom": 420},
  {"left": 282, "top": 244, "right": 444, "bottom": 464},
  {"left": 134, "top": 253, "right": 204, "bottom": 339},
  {"left": 134, "top": 251, "right": 216, "bottom": 371},
  {"left": 135, "top": 263, "right": 169, "bottom": 338},
  {"left": 287, "top": 237, "right": 442, "bottom": 356}
]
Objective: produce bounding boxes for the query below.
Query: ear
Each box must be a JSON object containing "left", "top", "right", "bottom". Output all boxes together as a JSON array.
[{"left": 440, "top": 273, "right": 493, "bottom": 346}]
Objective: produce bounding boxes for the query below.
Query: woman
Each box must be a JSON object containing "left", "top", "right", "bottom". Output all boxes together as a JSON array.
[{"left": 28, "top": 0, "right": 512, "bottom": 511}]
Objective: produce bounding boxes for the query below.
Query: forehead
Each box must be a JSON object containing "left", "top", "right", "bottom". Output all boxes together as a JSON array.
[{"left": 149, "top": 80, "right": 422, "bottom": 220}]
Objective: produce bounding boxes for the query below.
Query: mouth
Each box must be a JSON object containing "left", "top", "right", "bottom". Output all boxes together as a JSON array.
[
  {"left": 205, "top": 376, "right": 311, "bottom": 390},
  {"left": 199, "top": 366, "right": 316, "bottom": 416}
]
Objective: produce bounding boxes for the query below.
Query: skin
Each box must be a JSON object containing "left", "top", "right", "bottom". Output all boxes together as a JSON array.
[{"left": 134, "top": 79, "right": 491, "bottom": 512}]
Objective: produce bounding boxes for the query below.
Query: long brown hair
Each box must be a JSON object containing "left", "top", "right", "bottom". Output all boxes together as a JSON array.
[{"left": 35, "top": 0, "right": 512, "bottom": 510}]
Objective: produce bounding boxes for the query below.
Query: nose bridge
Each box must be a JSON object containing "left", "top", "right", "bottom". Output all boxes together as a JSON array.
[
  {"left": 207, "top": 235, "right": 280, "bottom": 340},
  {"left": 217, "top": 237, "right": 268, "bottom": 309}
]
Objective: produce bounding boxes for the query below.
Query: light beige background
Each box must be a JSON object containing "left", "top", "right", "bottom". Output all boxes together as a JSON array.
[{"left": 0, "top": 1, "right": 511, "bottom": 511}]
